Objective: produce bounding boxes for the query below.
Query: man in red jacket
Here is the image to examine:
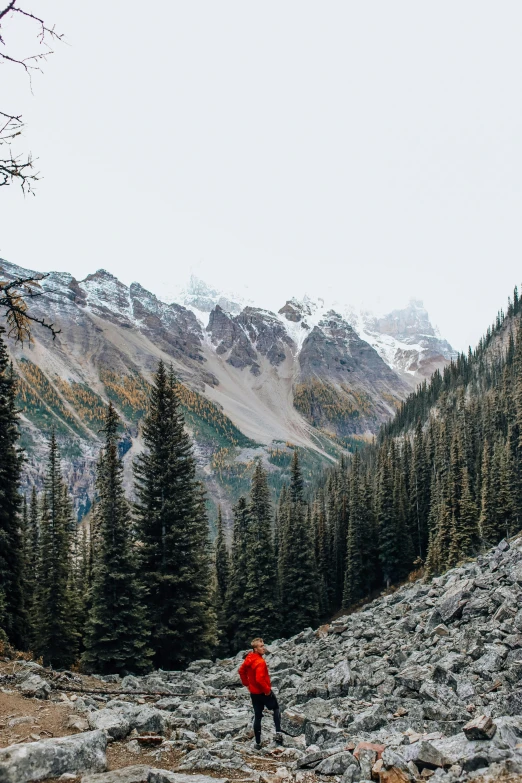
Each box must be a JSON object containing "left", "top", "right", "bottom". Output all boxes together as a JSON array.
[{"left": 238, "top": 637, "right": 283, "bottom": 749}]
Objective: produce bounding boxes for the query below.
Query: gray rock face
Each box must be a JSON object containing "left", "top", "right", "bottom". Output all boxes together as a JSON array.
[
  {"left": 236, "top": 307, "right": 294, "bottom": 366},
  {"left": 362, "top": 299, "right": 457, "bottom": 380},
  {"left": 207, "top": 305, "right": 261, "bottom": 374},
  {"left": 297, "top": 312, "right": 410, "bottom": 436},
  {"left": 0, "top": 730, "right": 107, "bottom": 783}
]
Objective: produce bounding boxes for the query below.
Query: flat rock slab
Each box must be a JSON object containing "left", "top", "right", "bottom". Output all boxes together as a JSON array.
[
  {"left": 82, "top": 764, "right": 152, "bottom": 783},
  {"left": 82, "top": 766, "right": 152, "bottom": 782},
  {"left": 0, "top": 729, "right": 107, "bottom": 783},
  {"left": 148, "top": 774, "right": 230, "bottom": 783}
]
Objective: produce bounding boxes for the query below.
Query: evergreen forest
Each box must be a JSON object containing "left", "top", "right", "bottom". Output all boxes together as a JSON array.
[{"left": 1, "top": 286, "right": 522, "bottom": 671}]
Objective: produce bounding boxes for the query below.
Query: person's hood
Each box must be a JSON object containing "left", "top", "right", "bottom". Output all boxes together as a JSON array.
[{"left": 243, "top": 651, "right": 262, "bottom": 666}]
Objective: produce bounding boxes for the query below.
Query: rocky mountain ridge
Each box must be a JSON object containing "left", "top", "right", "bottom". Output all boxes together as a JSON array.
[
  {"left": 0, "top": 258, "right": 454, "bottom": 518},
  {"left": 2, "top": 534, "right": 522, "bottom": 783},
  {"left": 173, "top": 276, "right": 457, "bottom": 384}
]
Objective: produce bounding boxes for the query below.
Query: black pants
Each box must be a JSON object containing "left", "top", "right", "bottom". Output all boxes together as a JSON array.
[{"left": 250, "top": 692, "right": 281, "bottom": 744}]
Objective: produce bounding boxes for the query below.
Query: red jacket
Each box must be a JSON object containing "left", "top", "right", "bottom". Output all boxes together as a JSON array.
[{"left": 238, "top": 651, "right": 272, "bottom": 695}]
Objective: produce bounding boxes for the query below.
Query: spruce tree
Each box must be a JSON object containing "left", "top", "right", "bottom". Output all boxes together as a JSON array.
[
  {"left": 278, "top": 451, "right": 319, "bottom": 635},
  {"left": 377, "top": 446, "right": 399, "bottom": 588},
  {"left": 0, "top": 331, "right": 25, "bottom": 648},
  {"left": 83, "top": 403, "right": 152, "bottom": 674},
  {"left": 214, "top": 506, "right": 230, "bottom": 655},
  {"left": 76, "top": 521, "right": 91, "bottom": 635},
  {"left": 478, "top": 440, "right": 496, "bottom": 547},
  {"left": 134, "top": 362, "right": 215, "bottom": 668},
  {"left": 23, "top": 487, "right": 40, "bottom": 649},
  {"left": 225, "top": 497, "right": 250, "bottom": 651},
  {"left": 34, "top": 434, "right": 79, "bottom": 668},
  {"left": 343, "top": 452, "right": 364, "bottom": 607},
  {"left": 313, "top": 491, "right": 331, "bottom": 616},
  {"left": 447, "top": 467, "right": 478, "bottom": 566},
  {"left": 241, "top": 460, "right": 279, "bottom": 641}
]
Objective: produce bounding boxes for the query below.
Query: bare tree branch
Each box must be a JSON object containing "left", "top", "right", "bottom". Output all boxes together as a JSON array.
[
  {"left": 0, "top": 2, "right": 63, "bottom": 191},
  {"left": 0, "top": 2, "right": 16, "bottom": 25},
  {"left": 0, "top": 272, "right": 61, "bottom": 342}
]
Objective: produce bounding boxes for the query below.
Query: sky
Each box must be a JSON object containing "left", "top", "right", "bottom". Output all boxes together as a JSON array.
[{"left": 2, "top": 2, "right": 522, "bottom": 351}]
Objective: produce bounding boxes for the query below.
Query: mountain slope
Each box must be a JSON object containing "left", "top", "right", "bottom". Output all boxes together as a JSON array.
[{"left": 0, "top": 258, "right": 454, "bottom": 521}]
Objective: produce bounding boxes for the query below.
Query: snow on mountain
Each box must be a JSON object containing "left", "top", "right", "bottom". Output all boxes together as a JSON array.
[{"left": 170, "top": 276, "right": 456, "bottom": 384}]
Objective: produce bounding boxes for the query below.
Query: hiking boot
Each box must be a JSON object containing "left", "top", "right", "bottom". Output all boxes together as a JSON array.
[
  {"left": 274, "top": 732, "right": 283, "bottom": 745},
  {"left": 254, "top": 741, "right": 262, "bottom": 751}
]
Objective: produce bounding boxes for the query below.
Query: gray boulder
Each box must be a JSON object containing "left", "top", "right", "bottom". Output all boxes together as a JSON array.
[
  {"left": 315, "top": 751, "right": 358, "bottom": 775},
  {"left": 395, "top": 665, "right": 433, "bottom": 692},
  {"left": 402, "top": 741, "right": 445, "bottom": 769},
  {"left": 19, "top": 674, "right": 51, "bottom": 700},
  {"left": 326, "top": 660, "right": 352, "bottom": 697},
  {"left": 281, "top": 708, "right": 307, "bottom": 736},
  {"left": 155, "top": 698, "right": 181, "bottom": 711},
  {"left": 438, "top": 579, "right": 474, "bottom": 623},
  {"left": 0, "top": 729, "right": 107, "bottom": 783},
  {"left": 133, "top": 707, "right": 168, "bottom": 735},
  {"left": 208, "top": 715, "right": 250, "bottom": 738},
  {"left": 88, "top": 709, "right": 131, "bottom": 740},
  {"left": 505, "top": 689, "right": 522, "bottom": 716},
  {"left": 348, "top": 704, "right": 387, "bottom": 733},
  {"left": 305, "top": 720, "right": 345, "bottom": 747}
]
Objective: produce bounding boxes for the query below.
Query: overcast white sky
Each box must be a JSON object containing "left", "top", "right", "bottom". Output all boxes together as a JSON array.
[{"left": 2, "top": 1, "right": 522, "bottom": 351}]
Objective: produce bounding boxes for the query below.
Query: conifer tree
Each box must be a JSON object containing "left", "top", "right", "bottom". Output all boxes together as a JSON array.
[
  {"left": 75, "top": 521, "right": 91, "bottom": 635},
  {"left": 497, "top": 436, "right": 516, "bottom": 539},
  {"left": 313, "top": 491, "right": 331, "bottom": 616},
  {"left": 134, "top": 362, "right": 215, "bottom": 668},
  {"left": 447, "top": 467, "right": 478, "bottom": 566},
  {"left": 425, "top": 474, "right": 451, "bottom": 576},
  {"left": 34, "top": 434, "right": 78, "bottom": 667},
  {"left": 83, "top": 403, "right": 152, "bottom": 674},
  {"left": 242, "top": 460, "right": 279, "bottom": 640},
  {"left": 0, "top": 330, "right": 25, "bottom": 647},
  {"left": 343, "top": 452, "right": 364, "bottom": 607},
  {"left": 377, "top": 446, "right": 399, "bottom": 587},
  {"left": 214, "top": 506, "right": 230, "bottom": 655},
  {"left": 278, "top": 451, "right": 319, "bottom": 635},
  {"left": 225, "top": 497, "right": 250, "bottom": 651},
  {"left": 478, "top": 440, "right": 496, "bottom": 547},
  {"left": 23, "top": 487, "right": 40, "bottom": 648},
  {"left": 393, "top": 452, "right": 415, "bottom": 578},
  {"left": 275, "top": 485, "right": 288, "bottom": 607}
]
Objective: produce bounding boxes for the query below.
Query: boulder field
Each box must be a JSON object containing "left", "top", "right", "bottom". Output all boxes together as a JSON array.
[{"left": 1, "top": 535, "right": 522, "bottom": 783}]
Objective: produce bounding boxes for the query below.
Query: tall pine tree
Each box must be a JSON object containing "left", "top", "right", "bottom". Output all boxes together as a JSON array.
[
  {"left": 278, "top": 451, "right": 319, "bottom": 635},
  {"left": 134, "top": 362, "right": 215, "bottom": 668},
  {"left": 214, "top": 506, "right": 230, "bottom": 655},
  {"left": 225, "top": 497, "right": 250, "bottom": 651},
  {"left": 241, "top": 460, "right": 279, "bottom": 641},
  {"left": 34, "top": 434, "right": 79, "bottom": 667},
  {"left": 83, "top": 403, "right": 152, "bottom": 674},
  {"left": 0, "top": 330, "right": 25, "bottom": 647}
]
